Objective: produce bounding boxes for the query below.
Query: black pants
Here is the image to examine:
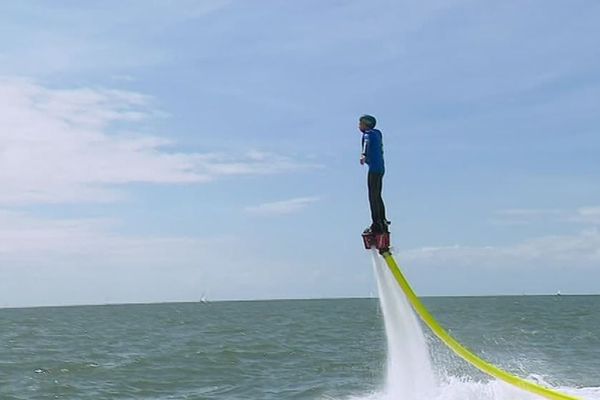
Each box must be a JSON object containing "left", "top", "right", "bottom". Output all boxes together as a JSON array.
[{"left": 368, "top": 172, "right": 387, "bottom": 232}]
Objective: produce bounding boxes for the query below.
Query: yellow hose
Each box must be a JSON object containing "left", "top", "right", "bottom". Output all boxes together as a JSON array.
[{"left": 380, "top": 251, "right": 579, "bottom": 400}]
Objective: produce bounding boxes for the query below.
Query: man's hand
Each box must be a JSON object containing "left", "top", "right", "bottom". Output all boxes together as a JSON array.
[{"left": 360, "top": 154, "right": 366, "bottom": 165}]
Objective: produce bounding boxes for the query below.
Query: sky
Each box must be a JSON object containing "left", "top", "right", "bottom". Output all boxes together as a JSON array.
[{"left": 1, "top": 0, "right": 599, "bottom": 308}]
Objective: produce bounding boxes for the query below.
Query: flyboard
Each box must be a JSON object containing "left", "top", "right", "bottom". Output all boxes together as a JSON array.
[{"left": 362, "top": 230, "right": 579, "bottom": 400}]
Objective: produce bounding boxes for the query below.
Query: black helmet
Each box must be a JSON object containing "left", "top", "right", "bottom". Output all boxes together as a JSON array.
[{"left": 359, "top": 114, "right": 377, "bottom": 129}]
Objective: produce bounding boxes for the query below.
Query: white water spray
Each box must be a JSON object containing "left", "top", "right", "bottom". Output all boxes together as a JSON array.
[{"left": 371, "top": 250, "right": 436, "bottom": 399}]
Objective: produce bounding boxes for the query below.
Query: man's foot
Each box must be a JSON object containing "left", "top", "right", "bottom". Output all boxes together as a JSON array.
[
  {"left": 365, "top": 222, "right": 390, "bottom": 235},
  {"left": 364, "top": 225, "right": 380, "bottom": 234},
  {"left": 372, "top": 223, "right": 385, "bottom": 234}
]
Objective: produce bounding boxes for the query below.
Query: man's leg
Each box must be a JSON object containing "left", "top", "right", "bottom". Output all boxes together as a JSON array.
[
  {"left": 367, "top": 172, "right": 378, "bottom": 231},
  {"left": 368, "top": 172, "right": 385, "bottom": 232},
  {"left": 378, "top": 173, "right": 387, "bottom": 231}
]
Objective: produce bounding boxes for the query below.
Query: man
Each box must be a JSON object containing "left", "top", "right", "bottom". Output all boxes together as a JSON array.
[{"left": 359, "top": 114, "right": 388, "bottom": 234}]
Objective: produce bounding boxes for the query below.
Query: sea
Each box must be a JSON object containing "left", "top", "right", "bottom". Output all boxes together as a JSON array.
[{"left": 1, "top": 257, "right": 599, "bottom": 399}]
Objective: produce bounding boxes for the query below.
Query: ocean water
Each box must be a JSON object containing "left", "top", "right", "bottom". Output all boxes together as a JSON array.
[{"left": 1, "top": 270, "right": 599, "bottom": 399}]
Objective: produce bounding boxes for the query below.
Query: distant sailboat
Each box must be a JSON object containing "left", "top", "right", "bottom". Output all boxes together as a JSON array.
[
  {"left": 556, "top": 290, "right": 562, "bottom": 296},
  {"left": 200, "top": 292, "right": 210, "bottom": 304}
]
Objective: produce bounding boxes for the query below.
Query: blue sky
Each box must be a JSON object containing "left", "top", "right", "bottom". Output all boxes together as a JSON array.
[{"left": 1, "top": 1, "right": 599, "bottom": 307}]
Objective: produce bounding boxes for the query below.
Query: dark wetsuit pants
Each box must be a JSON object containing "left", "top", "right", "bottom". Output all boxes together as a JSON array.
[{"left": 368, "top": 172, "right": 387, "bottom": 232}]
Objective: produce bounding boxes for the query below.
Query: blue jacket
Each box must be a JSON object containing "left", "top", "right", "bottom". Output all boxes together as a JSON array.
[{"left": 362, "top": 129, "right": 385, "bottom": 173}]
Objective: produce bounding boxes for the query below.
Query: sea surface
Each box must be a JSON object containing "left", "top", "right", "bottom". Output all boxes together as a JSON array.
[{"left": 1, "top": 290, "right": 599, "bottom": 399}]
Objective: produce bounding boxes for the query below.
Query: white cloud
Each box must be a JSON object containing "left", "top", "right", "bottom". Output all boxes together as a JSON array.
[
  {"left": 0, "top": 210, "right": 111, "bottom": 256},
  {"left": 0, "top": 208, "right": 238, "bottom": 307},
  {"left": 0, "top": 78, "right": 320, "bottom": 307},
  {"left": 495, "top": 208, "right": 564, "bottom": 218},
  {"left": 400, "top": 229, "right": 600, "bottom": 269},
  {"left": 492, "top": 206, "right": 600, "bottom": 226},
  {"left": 245, "top": 196, "right": 320, "bottom": 216},
  {"left": 0, "top": 208, "right": 333, "bottom": 308},
  {"left": 0, "top": 78, "right": 314, "bottom": 206},
  {"left": 0, "top": 209, "right": 239, "bottom": 271},
  {"left": 572, "top": 207, "right": 600, "bottom": 225}
]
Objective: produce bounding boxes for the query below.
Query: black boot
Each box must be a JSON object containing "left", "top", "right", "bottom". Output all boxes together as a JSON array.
[{"left": 371, "top": 223, "right": 385, "bottom": 234}]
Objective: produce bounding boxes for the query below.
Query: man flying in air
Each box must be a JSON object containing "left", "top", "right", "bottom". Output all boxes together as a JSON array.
[{"left": 359, "top": 114, "right": 388, "bottom": 235}]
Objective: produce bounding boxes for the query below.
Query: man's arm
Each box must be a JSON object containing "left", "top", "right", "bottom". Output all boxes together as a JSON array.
[{"left": 360, "top": 133, "right": 369, "bottom": 165}]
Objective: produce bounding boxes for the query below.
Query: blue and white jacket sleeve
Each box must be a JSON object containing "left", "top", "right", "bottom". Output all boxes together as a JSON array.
[{"left": 361, "top": 133, "right": 369, "bottom": 158}]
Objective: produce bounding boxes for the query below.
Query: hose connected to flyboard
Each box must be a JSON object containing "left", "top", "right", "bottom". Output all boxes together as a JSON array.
[{"left": 379, "top": 251, "right": 579, "bottom": 400}]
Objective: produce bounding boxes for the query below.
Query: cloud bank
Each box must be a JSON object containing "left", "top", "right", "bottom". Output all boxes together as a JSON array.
[
  {"left": 401, "top": 229, "right": 600, "bottom": 270},
  {"left": 245, "top": 196, "right": 320, "bottom": 216},
  {"left": 0, "top": 78, "right": 313, "bottom": 206}
]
